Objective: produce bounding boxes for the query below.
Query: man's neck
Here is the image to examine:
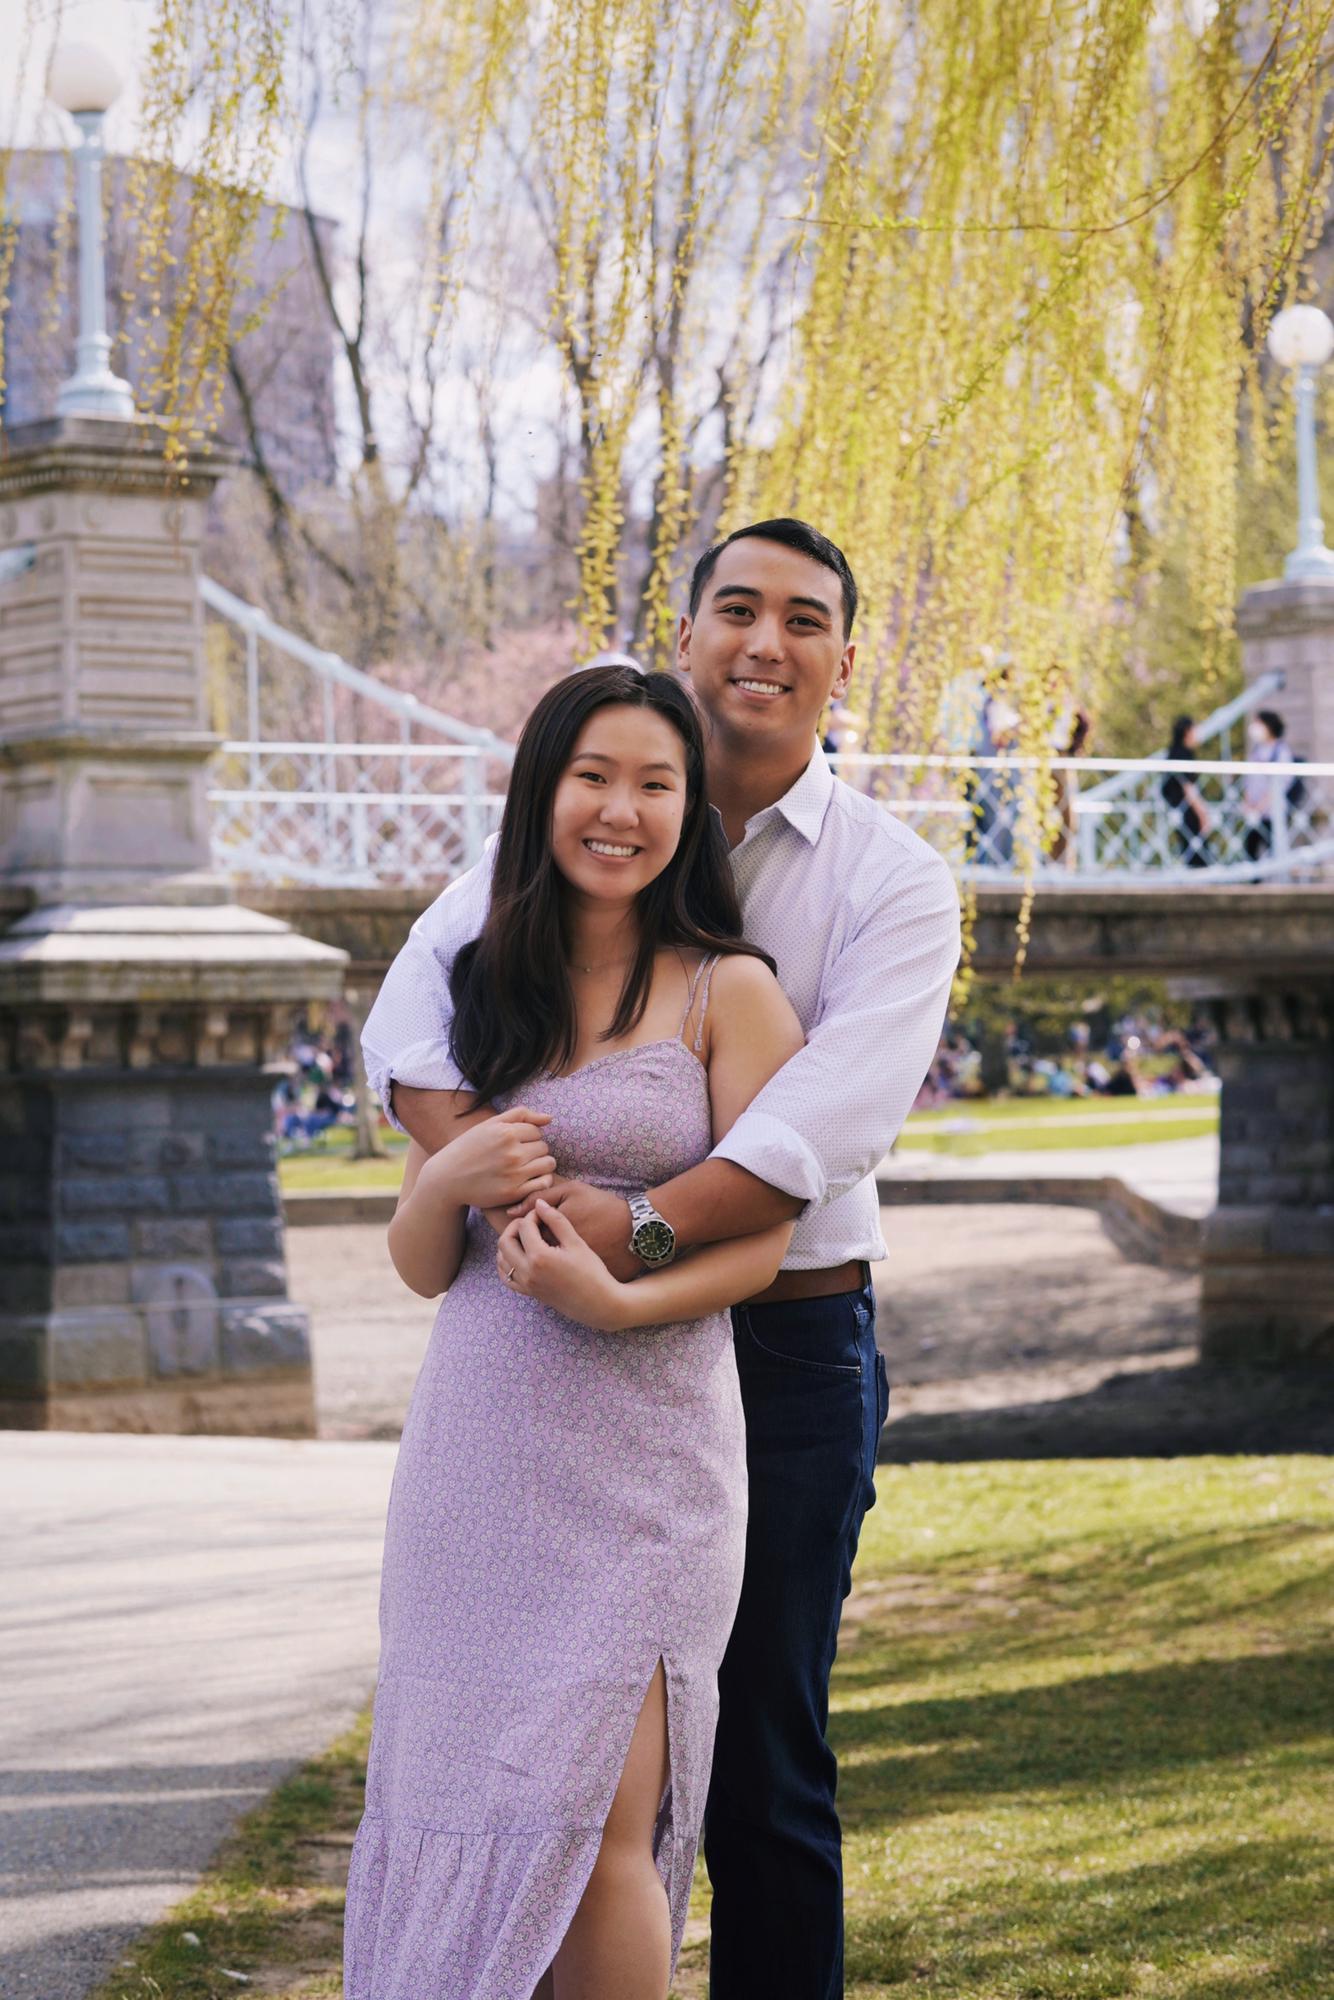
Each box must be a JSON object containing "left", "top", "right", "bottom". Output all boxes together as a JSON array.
[{"left": 706, "top": 737, "right": 817, "bottom": 849}]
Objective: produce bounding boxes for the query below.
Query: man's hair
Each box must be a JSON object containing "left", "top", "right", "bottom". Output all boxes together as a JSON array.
[
  {"left": 1255, "top": 709, "right": 1285, "bottom": 739},
  {"left": 688, "top": 517, "right": 858, "bottom": 639}
]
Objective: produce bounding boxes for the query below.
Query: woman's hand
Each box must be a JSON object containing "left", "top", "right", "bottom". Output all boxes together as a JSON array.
[
  {"left": 425, "top": 1105, "right": 557, "bottom": 1212},
  {"left": 495, "top": 1200, "right": 631, "bottom": 1333}
]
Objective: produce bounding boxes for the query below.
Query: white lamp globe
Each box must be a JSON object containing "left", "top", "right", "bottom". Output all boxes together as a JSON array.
[
  {"left": 1268, "top": 304, "right": 1334, "bottom": 371},
  {"left": 48, "top": 42, "right": 123, "bottom": 117}
]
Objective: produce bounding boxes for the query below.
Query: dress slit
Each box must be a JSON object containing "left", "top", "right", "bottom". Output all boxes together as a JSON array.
[{"left": 500, "top": 1651, "right": 684, "bottom": 1999}]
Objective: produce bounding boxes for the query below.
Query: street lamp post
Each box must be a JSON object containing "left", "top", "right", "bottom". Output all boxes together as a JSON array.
[
  {"left": 1268, "top": 303, "right": 1334, "bottom": 584},
  {"left": 48, "top": 42, "right": 136, "bottom": 421}
]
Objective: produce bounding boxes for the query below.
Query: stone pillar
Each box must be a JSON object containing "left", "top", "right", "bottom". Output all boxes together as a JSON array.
[
  {"left": 1199, "top": 985, "right": 1334, "bottom": 1364},
  {"left": 0, "top": 416, "right": 347, "bottom": 1434},
  {"left": 1237, "top": 577, "right": 1334, "bottom": 763}
]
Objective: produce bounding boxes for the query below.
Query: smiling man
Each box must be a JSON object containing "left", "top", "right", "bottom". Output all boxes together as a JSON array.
[{"left": 361, "top": 517, "right": 961, "bottom": 1999}]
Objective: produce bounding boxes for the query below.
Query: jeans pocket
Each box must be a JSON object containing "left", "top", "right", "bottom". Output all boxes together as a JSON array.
[{"left": 741, "top": 1295, "right": 864, "bottom": 1376}]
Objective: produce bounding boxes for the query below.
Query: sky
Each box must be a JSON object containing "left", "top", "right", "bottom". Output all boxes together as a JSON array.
[
  {"left": 0, "top": 0, "right": 572, "bottom": 525},
  {"left": 2, "top": 0, "right": 152, "bottom": 155}
]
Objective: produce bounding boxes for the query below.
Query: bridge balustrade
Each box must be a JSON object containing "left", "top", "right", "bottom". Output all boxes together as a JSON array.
[
  {"left": 825, "top": 752, "right": 1334, "bottom": 885},
  {"left": 207, "top": 744, "right": 1334, "bottom": 889},
  {"left": 209, "top": 741, "right": 509, "bottom": 887}
]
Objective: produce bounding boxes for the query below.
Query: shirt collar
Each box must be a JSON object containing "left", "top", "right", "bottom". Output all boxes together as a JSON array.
[{"left": 744, "top": 744, "right": 835, "bottom": 846}]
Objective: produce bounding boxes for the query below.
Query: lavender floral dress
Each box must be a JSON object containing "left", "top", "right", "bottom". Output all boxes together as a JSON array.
[{"left": 344, "top": 959, "right": 745, "bottom": 1997}]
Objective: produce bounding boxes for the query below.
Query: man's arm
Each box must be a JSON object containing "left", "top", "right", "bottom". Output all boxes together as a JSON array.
[
  {"left": 697, "top": 842, "right": 960, "bottom": 1218},
  {"left": 360, "top": 845, "right": 495, "bottom": 1145},
  {"left": 530, "top": 850, "right": 958, "bottom": 1273}
]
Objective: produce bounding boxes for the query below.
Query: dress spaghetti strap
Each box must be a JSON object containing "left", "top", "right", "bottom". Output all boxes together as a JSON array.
[{"left": 679, "top": 952, "right": 720, "bottom": 1055}]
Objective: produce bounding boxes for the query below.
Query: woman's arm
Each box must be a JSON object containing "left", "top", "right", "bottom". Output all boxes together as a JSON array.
[
  {"left": 496, "top": 953, "right": 805, "bottom": 1327},
  {"left": 389, "top": 1098, "right": 557, "bottom": 1298},
  {"left": 496, "top": 1200, "right": 792, "bottom": 1331}
]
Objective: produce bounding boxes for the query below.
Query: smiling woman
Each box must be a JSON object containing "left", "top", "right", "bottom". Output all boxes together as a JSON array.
[
  {"left": 447, "top": 664, "right": 775, "bottom": 1108},
  {"left": 343, "top": 657, "right": 806, "bottom": 2000}
]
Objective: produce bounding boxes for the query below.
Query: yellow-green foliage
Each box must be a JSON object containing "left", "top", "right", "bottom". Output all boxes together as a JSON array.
[{"left": 6, "top": 1, "right": 1334, "bottom": 796}]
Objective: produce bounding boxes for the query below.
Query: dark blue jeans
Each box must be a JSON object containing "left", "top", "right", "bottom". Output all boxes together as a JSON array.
[{"left": 705, "top": 1280, "right": 888, "bottom": 1999}]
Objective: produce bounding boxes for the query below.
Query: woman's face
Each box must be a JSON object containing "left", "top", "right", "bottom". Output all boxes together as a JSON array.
[{"left": 549, "top": 703, "right": 690, "bottom": 903}]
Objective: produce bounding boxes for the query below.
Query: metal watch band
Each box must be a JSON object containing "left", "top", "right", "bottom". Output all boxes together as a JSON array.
[{"left": 627, "top": 1192, "right": 676, "bottom": 1267}]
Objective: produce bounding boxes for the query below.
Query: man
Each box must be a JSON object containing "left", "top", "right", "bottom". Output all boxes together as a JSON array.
[{"left": 362, "top": 517, "right": 960, "bottom": 1997}]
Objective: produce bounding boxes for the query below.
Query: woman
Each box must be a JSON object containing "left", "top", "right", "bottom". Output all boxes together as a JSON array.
[
  {"left": 344, "top": 665, "right": 804, "bottom": 2000},
  {"left": 1161, "top": 715, "right": 1212, "bottom": 868},
  {"left": 1242, "top": 708, "right": 1289, "bottom": 867}
]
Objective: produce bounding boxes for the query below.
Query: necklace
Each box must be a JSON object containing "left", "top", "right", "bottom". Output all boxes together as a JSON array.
[{"left": 569, "top": 951, "right": 637, "bottom": 975}]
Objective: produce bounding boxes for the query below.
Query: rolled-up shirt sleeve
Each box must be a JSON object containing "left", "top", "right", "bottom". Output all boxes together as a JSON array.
[
  {"left": 360, "top": 847, "right": 495, "bottom": 1127},
  {"left": 711, "top": 844, "right": 960, "bottom": 1206}
]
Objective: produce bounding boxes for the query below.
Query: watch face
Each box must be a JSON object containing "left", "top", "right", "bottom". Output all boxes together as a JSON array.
[{"left": 631, "top": 1218, "right": 675, "bottom": 1264}]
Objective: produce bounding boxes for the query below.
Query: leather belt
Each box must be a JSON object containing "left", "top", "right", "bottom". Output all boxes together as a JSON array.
[{"left": 744, "top": 1259, "right": 871, "bottom": 1306}]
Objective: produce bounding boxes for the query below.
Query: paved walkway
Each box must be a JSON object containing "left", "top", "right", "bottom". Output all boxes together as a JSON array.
[
  {"left": 0, "top": 1433, "right": 397, "bottom": 2000},
  {"left": 880, "top": 1132, "right": 1219, "bottom": 1216}
]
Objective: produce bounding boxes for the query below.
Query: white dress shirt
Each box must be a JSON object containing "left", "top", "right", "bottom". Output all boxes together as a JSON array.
[{"left": 362, "top": 746, "right": 961, "bottom": 1268}]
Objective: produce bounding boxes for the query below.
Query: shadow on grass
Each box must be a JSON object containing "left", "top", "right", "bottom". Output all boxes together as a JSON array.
[
  {"left": 833, "top": 1645, "right": 1334, "bottom": 1819},
  {"left": 880, "top": 1364, "right": 1334, "bottom": 1463},
  {"left": 839, "top": 1519, "right": 1334, "bottom": 1687},
  {"left": 846, "top": 1836, "right": 1334, "bottom": 1996}
]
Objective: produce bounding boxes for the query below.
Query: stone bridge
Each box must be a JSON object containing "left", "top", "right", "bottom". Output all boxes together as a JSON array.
[
  {"left": 1, "top": 413, "right": 1331, "bottom": 1443},
  {"left": 240, "top": 880, "right": 1334, "bottom": 1372}
]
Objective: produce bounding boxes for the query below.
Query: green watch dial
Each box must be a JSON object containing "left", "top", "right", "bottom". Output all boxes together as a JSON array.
[{"left": 631, "top": 1218, "right": 675, "bottom": 1264}]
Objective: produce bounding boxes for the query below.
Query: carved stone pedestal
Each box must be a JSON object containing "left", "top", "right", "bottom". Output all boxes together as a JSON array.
[
  {"left": 1237, "top": 576, "right": 1334, "bottom": 764},
  {"left": 1, "top": 416, "right": 349, "bottom": 1434},
  {"left": 0, "top": 904, "right": 346, "bottom": 1433},
  {"left": 1198, "top": 986, "right": 1334, "bottom": 1364}
]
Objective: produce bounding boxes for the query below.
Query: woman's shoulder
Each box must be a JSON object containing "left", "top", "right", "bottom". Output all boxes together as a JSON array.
[
  {"left": 706, "top": 946, "right": 781, "bottom": 998},
  {"left": 705, "top": 949, "right": 802, "bottom": 1047}
]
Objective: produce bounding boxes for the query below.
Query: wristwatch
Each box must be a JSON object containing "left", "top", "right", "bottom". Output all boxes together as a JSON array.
[{"left": 627, "top": 1192, "right": 677, "bottom": 1268}]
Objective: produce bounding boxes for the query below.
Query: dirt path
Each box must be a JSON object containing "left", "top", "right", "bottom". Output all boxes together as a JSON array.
[{"left": 289, "top": 1205, "right": 1332, "bottom": 1463}]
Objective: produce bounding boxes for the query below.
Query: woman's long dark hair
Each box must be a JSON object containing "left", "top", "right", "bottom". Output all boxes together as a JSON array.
[
  {"left": 1168, "top": 714, "right": 1196, "bottom": 760},
  {"left": 449, "top": 666, "right": 772, "bottom": 1100}
]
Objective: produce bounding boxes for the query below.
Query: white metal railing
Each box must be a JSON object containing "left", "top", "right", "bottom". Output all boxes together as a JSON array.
[
  {"left": 206, "top": 741, "right": 1334, "bottom": 888},
  {"left": 827, "top": 751, "right": 1334, "bottom": 884},
  {"left": 1078, "top": 672, "right": 1284, "bottom": 808},
  {"left": 201, "top": 576, "right": 515, "bottom": 758},
  {"left": 202, "top": 577, "right": 1329, "bottom": 888},
  {"left": 202, "top": 577, "right": 515, "bottom": 884},
  {"left": 209, "top": 742, "right": 508, "bottom": 885}
]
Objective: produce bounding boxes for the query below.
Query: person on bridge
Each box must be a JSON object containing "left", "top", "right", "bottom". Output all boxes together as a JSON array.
[
  {"left": 358, "top": 517, "right": 961, "bottom": 2000},
  {"left": 1242, "top": 708, "right": 1291, "bottom": 868},
  {"left": 1161, "top": 714, "right": 1213, "bottom": 868}
]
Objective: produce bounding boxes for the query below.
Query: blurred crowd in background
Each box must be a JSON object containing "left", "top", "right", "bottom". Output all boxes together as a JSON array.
[
  {"left": 273, "top": 995, "right": 1218, "bottom": 1158},
  {"left": 914, "top": 1008, "right": 1217, "bottom": 1111},
  {"left": 273, "top": 1013, "right": 360, "bottom": 1147}
]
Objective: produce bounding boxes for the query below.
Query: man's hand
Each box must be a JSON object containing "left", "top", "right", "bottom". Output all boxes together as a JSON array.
[{"left": 510, "top": 1177, "right": 638, "bottom": 1281}]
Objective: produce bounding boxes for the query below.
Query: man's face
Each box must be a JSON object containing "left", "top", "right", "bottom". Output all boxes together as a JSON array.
[{"left": 677, "top": 537, "right": 855, "bottom": 756}]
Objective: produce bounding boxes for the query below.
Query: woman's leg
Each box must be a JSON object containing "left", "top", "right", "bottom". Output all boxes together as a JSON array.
[
  {"left": 529, "top": 1971, "right": 555, "bottom": 2000},
  {"left": 552, "top": 1661, "right": 671, "bottom": 2000}
]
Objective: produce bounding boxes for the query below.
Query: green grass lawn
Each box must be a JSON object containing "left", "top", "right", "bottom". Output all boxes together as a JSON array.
[
  {"left": 894, "top": 1102, "right": 1220, "bottom": 1156},
  {"left": 276, "top": 1094, "right": 1222, "bottom": 1191},
  {"left": 97, "top": 1457, "right": 1333, "bottom": 2000},
  {"left": 904, "top": 1093, "right": 1219, "bottom": 1124}
]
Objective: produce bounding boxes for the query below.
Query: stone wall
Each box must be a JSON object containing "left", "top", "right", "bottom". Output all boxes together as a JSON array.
[{"left": 0, "top": 1066, "right": 315, "bottom": 1432}]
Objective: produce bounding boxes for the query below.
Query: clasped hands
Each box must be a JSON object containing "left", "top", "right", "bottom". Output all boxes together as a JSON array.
[{"left": 437, "top": 1105, "right": 639, "bottom": 1329}]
